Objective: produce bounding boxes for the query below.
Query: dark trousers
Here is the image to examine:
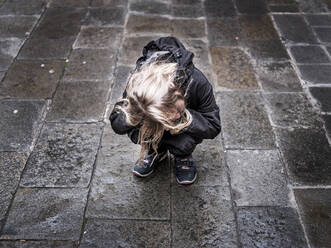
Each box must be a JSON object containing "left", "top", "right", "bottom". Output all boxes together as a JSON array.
[{"left": 128, "top": 128, "right": 202, "bottom": 157}]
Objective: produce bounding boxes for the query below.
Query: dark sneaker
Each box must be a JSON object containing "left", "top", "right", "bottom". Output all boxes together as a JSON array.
[
  {"left": 175, "top": 155, "right": 197, "bottom": 185},
  {"left": 132, "top": 151, "right": 168, "bottom": 177}
]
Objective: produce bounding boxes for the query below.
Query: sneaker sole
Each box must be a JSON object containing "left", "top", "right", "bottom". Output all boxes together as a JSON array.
[
  {"left": 132, "top": 152, "right": 168, "bottom": 178},
  {"left": 176, "top": 172, "right": 197, "bottom": 185}
]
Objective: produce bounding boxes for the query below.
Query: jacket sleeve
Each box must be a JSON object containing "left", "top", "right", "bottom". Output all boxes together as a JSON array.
[{"left": 181, "top": 78, "right": 221, "bottom": 140}]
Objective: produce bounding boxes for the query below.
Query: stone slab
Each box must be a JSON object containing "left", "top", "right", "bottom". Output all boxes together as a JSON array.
[
  {"left": 172, "top": 19, "right": 205, "bottom": 39},
  {"left": 226, "top": 150, "right": 289, "bottom": 206},
  {"left": 0, "top": 100, "right": 45, "bottom": 152},
  {"left": 204, "top": 0, "right": 236, "bottom": 18},
  {"left": 1, "top": 188, "right": 88, "bottom": 240},
  {"left": 0, "top": 0, "right": 45, "bottom": 15},
  {"left": 63, "top": 49, "right": 116, "bottom": 81},
  {"left": 20, "top": 123, "right": 103, "bottom": 187},
  {"left": 0, "top": 60, "right": 65, "bottom": 99},
  {"left": 314, "top": 27, "right": 331, "bottom": 43},
  {"left": 74, "top": 26, "right": 123, "bottom": 49},
  {"left": 256, "top": 62, "right": 302, "bottom": 92},
  {"left": 109, "top": 65, "right": 132, "bottom": 104},
  {"left": 0, "top": 152, "right": 28, "bottom": 230},
  {"left": 172, "top": 185, "right": 238, "bottom": 248},
  {"left": 0, "top": 38, "right": 24, "bottom": 71},
  {"left": 172, "top": 4, "right": 204, "bottom": 17},
  {"left": 0, "top": 241, "right": 75, "bottom": 248},
  {"left": 118, "top": 35, "right": 160, "bottom": 65},
  {"left": 290, "top": 45, "right": 330, "bottom": 63},
  {"left": 84, "top": 7, "right": 126, "bottom": 26},
  {"left": 275, "top": 127, "right": 331, "bottom": 185},
  {"left": 298, "top": 65, "right": 331, "bottom": 84},
  {"left": 264, "top": 93, "right": 323, "bottom": 128},
  {"left": 209, "top": 47, "right": 258, "bottom": 90},
  {"left": 86, "top": 125, "right": 171, "bottom": 219},
  {"left": 46, "top": 81, "right": 110, "bottom": 122},
  {"left": 294, "top": 188, "right": 331, "bottom": 248},
  {"left": 207, "top": 18, "right": 240, "bottom": 46},
  {"left": 309, "top": 87, "right": 331, "bottom": 112},
  {"left": 237, "top": 207, "right": 308, "bottom": 248},
  {"left": 90, "top": 0, "right": 128, "bottom": 7},
  {"left": 172, "top": 0, "right": 201, "bottom": 4},
  {"left": 239, "top": 15, "right": 278, "bottom": 41},
  {"left": 126, "top": 14, "right": 172, "bottom": 34},
  {"left": 269, "top": 4, "right": 300, "bottom": 12},
  {"left": 305, "top": 14, "right": 331, "bottom": 26},
  {"left": 130, "top": 0, "right": 171, "bottom": 15},
  {"left": 0, "top": 16, "right": 38, "bottom": 38},
  {"left": 235, "top": 0, "right": 268, "bottom": 14},
  {"left": 297, "top": 0, "right": 328, "bottom": 13},
  {"left": 244, "top": 40, "right": 289, "bottom": 61},
  {"left": 218, "top": 92, "right": 276, "bottom": 149},
  {"left": 273, "top": 14, "right": 317, "bottom": 44},
  {"left": 48, "top": 0, "right": 90, "bottom": 7},
  {"left": 80, "top": 219, "right": 170, "bottom": 248}
]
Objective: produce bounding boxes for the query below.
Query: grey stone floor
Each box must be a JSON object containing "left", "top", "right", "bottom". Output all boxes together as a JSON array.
[{"left": 0, "top": 0, "right": 331, "bottom": 247}]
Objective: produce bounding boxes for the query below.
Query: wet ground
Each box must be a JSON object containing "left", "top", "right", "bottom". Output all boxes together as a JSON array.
[{"left": 0, "top": 0, "right": 331, "bottom": 247}]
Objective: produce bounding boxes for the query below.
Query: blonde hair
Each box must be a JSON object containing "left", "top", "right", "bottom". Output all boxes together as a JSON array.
[{"left": 115, "top": 60, "right": 192, "bottom": 162}]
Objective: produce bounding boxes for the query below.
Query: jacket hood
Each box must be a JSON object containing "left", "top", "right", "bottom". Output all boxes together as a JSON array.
[{"left": 134, "top": 36, "right": 195, "bottom": 92}]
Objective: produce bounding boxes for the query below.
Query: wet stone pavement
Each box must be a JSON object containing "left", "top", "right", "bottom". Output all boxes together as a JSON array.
[{"left": 0, "top": 0, "right": 330, "bottom": 247}]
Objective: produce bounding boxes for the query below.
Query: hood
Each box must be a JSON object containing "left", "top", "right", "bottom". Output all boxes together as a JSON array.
[{"left": 134, "top": 36, "right": 195, "bottom": 92}]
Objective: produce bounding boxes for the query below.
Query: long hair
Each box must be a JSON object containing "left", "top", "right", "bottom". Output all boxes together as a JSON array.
[{"left": 115, "top": 60, "right": 192, "bottom": 162}]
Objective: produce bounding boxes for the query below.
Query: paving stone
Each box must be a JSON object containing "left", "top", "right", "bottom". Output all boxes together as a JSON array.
[
  {"left": 268, "top": 4, "right": 300, "bottom": 12},
  {"left": 297, "top": 0, "right": 328, "bottom": 13},
  {"left": 294, "top": 188, "right": 331, "bottom": 248},
  {"left": 204, "top": 0, "right": 236, "bottom": 18},
  {"left": 309, "top": 87, "right": 331, "bottom": 112},
  {"left": 290, "top": 45, "right": 330, "bottom": 63},
  {"left": 239, "top": 15, "right": 279, "bottom": 41},
  {"left": 275, "top": 127, "right": 331, "bottom": 185},
  {"left": 323, "top": 115, "right": 331, "bottom": 137},
  {"left": 48, "top": 0, "right": 90, "bottom": 7},
  {"left": 84, "top": 7, "right": 126, "bottom": 26},
  {"left": 209, "top": 47, "right": 259, "bottom": 90},
  {"left": 298, "top": 65, "right": 331, "bottom": 84},
  {"left": 130, "top": 0, "right": 171, "bottom": 15},
  {"left": 0, "top": 100, "right": 45, "bottom": 152},
  {"left": 172, "top": 185, "right": 238, "bottom": 248},
  {"left": 0, "top": 0, "right": 46, "bottom": 15},
  {"left": 237, "top": 207, "right": 308, "bottom": 248},
  {"left": 244, "top": 40, "right": 290, "bottom": 61},
  {"left": 0, "top": 241, "right": 75, "bottom": 248},
  {"left": 305, "top": 14, "right": 331, "bottom": 26},
  {"left": 46, "top": 81, "right": 110, "bottom": 122},
  {"left": 118, "top": 35, "right": 161, "bottom": 65},
  {"left": 226, "top": 150, "right": 289, "bottom": 207},
  {"left": 80, "top": 219, "right": 170, "bottom": 248},
  {"left": 0, "top": 60, "right": 65, "bottom": 99},
  {"left": 235, "top": 0, "right": 269, "bottom": 14},
  {"left": 273, "top": 14, "right": 317, "bottom": 44},
  {"left": 90, "top": 0, "right": 128, "bottom": 7},
  {"left": 172, "top": 19, "right": 206, "bottom": 39},
  {"left": 109, "top": 65, "right": 132, "bottom": 104},
  {"left": 0, "top": 152, "right": 28, "bottom": 230},
  {"left": 20, "top": 123, "right": 103, "bottom": 187},
  {"left": 86, "top": 125, "right": 170, "bottom": 219},
  {"left": 126, "top": 14, "right": 172, "bottom": 34},
  {"left": 314, "top": 27, "right": 331, "bottom": 43},
  {"left": 207, "top": 18, "right": 240, "bottom": 46},
  {"left": 264, "top": 93, "right": 323, "bottom": 128},
  {"left": 1, "top": 188, "right": 88, "bottom": 240},
  {"left": 0, "top": 16, "right": 38, "bottom": 38},
  {"left": 218, "top": 92, "right": 276, "bottom": 149},
  {"left": 74, "top": 26, "right": 123, "bottom": 49},
  {"left": 0, "top": 38, "right": 24, "bottom": 71},
  {"left": 63, "top": 49, "right": 116, "bottom": 81},
  {"left": 172, "top": 4, "right": 204, "bottom": 17},
  {"left": 255, "top": 62, "right": 302, "bottom": 92}
]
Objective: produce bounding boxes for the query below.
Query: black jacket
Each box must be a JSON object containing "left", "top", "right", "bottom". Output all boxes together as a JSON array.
[{"left": 109, "top": 36, "right": 221, "bottom": 146}]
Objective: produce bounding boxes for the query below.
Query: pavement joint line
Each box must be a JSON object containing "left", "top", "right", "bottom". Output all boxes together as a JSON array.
[
  {"left": 292, "top": 185, "right": 331, "bottom": 189},
  {"left": 126, "top": 10, "right": 206, "bottom": 20},
  {"left": 84, "top": 217, "right": 171, "bottom": 222}
]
